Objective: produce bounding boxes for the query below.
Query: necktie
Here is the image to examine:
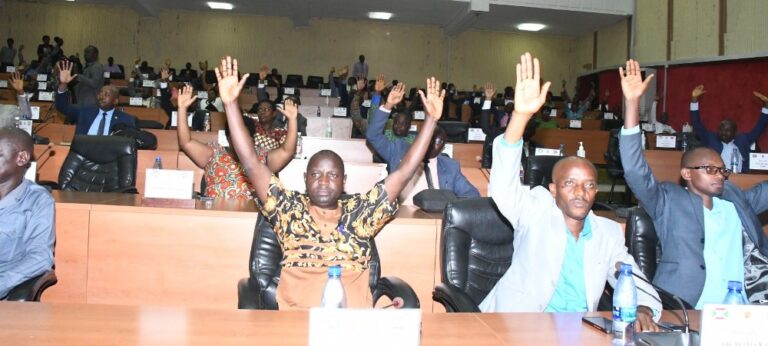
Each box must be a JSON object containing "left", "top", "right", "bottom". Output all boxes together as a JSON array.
[
  {"left": 97, "top": 112, "right": 107, "bottom": 135},
  {"left": 423, "top": 159, "right": 435, "bottom": 189}
]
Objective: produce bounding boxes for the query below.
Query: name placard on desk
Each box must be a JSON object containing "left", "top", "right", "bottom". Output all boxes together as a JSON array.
[
  {"left": 413, "top": 111, "right": 425, "bottom": 120},
  {"left": 550, "top": 109, "right": 557, "bottom": 118},
  {"left": 535, "top": 148, "right": 561, "bottom": 156},
  {"left": 38, "top": 91, "right": 54, "bottom": 101},
  {"left": 468, "top": 128, "right": 486, "bottom": 141},
  {"left": 141, "top": 79, "right": 155, "bottom": 88},
  {"left": 409, "top": 124, "right": 418, "bottom": 133},
  {"left": 197, "top": 91, "right": 208, "bottom": 99},
  {"left": 144, "top": 169, "right": 194, "bottom": 199},
  {"left": 103, "top": 72, "right": 111, "bottom": 79},
  {"left": 361, "top": 99, "right": 372, "bottom": 108},
  {"left": 129, "top": 97, "right": 144, "bottom": 106},
  {"left": 24, "top": 162, "right": 37, "bottom": 182},
  {"left": 308, "top": 308, "right": 421, "bottom": 346},
  {"left": 284, "top": 87, "right": 295, "bottom": 95},
  {"left": 0, "top": 80, "right": 7, "bottom": 88},
  {"left": 749, "top": 153, "right": 768, "bottom": 170},
  {"left": 474, "top": 97, "right": 481, "bottom": 104},
  {"left": 320, "top": 89, "right": 332, "bottom": 97},
  {"left": 604, "top": 112, "right": 615, "bottom": 120},
  {"left": 569, "top": 120, "right": 582, "bottom": 129},
  {"left": 701, "top": 304, "right": 768, "bottom": 346},
  {"left": 170, "top": 111, "right": 193, "bottom": 127},
  {"left": 30, "top": 106, "right": 40, "bottom": 120},
  {"left": 18, "top": 120, "right": 33, "bottom": 135},
  {"left": 333, "top": 107, "right": 347, "bottom": 117},
  {"left": 36, "top": 74, "right": 48, "bottom": 82},
  {"left": 141, "top": 73, "right": 149, "bottom": 80},
  {"left": 37, "top": 82, "right": 48, "bottom": 90},
  {"left": 5, "top": 66, "right": 16, "bottom": 73},
  {"left": 656, "top": 135, "right": 677, "bottom": 148}
]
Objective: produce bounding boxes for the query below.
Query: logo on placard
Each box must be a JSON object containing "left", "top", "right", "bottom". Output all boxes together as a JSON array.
[{"left": 711, "top": 307, "right": 729, "bottom": 320}]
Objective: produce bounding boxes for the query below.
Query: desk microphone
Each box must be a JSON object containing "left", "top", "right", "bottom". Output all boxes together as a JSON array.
[
  {"left": 35, "top": 143, "right": 55, "bottom": 171},
  {"left": 380, "top": 297, "right": 404, "bottom": 309}
]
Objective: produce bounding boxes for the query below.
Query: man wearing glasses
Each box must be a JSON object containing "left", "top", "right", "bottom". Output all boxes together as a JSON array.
[{"left": 617, "top": 59, "right": 768, "bottom": 308}]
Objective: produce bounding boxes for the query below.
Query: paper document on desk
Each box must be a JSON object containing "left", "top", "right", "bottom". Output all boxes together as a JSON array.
[
  {"left": 144, "top": 169, "right": 194, "bottom": 199},
  {"left": 308, "top": 308, "right": 421, "bottom": 346}
]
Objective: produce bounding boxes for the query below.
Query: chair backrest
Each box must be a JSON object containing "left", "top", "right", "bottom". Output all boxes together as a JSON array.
[
  {"left": 59, "top": 135, "right": 137, "bottom": 192},
  {"left": 437, "top": 121, "right": 469, "bottom": 143},
  {"left": 604, "top": 128, "right": 624, "bottom": 176},
  {"left": 624, "top": 206, "right": 662, "bottom": 280},
  {"left": 440, "top": 197, "right": 514, "bottom": 306},
  {"left": 305, "top": 76, "right": 323, "bottom": 89},
  {"left": 523, "top": 155, "right": 564, "bottom": 188},
  {"left": 247, "top": 214, "right": 382, "bottom": 309},
  {"left": 285, "top": 74, "right": 304, "bottom": 88}
]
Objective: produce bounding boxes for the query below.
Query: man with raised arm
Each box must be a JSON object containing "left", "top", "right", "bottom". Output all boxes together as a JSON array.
[
  {"left": 620, "top": 60, "right": 768, "bottom": 307},
  {"left": 689, "top": 85, "right": 768, "bottom": 172},
  {"left": 480, "top": 53, "right": 661, "bottom": 331},
  {"left": 216, "top": 56, "right": 445, "bottom": 310}
]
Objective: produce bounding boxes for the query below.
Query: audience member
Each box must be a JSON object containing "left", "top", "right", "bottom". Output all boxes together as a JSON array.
[
  {"left": 50, "top": 37, "right": 65, "bottom": 63},
  {"left": 105, "top": 56, "right": 122, "bottom": 74},
  {"left": 7, "top": 72, "right": 32, "bottom": 119},
  {"left": 36, "top": 35, "right": 51, "bottom": 62},
  {"left": 55, "top": 60, "right": 135, "bottom": 135},
  {"left": 178, "top": 62, "right": 198, "bottom": 82},
  {"left": 479, "top": 53, "right": 661, "bottom": 332},
  {"left": 0, "top": 127, "right": 55, "bottom": 299},
  {"left": 72, "top": 45, "right": 105, "bottom": 106},
  {"left": 689, "top": 85, "right": 768, "bottom": 172},
  {"left": 352, "top": 54, "right": 368, "bottom": 80},
  {"left": 0, "top": 38, "right": 18, "bottom": 69},
  {"left": 217, "top": 56, "right": 444, "bottom": 309},
  {"left": 619, "top": 59, "right": 768, "bottom": 308}
]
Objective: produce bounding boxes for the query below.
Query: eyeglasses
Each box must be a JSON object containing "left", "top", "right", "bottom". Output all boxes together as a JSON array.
[{"left": 686, "top": 165, "right": 731, "bottom": 178}]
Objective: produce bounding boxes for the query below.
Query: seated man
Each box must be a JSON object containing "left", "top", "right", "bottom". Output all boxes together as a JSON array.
[
  {"left": 0, "top": 128, "right": 55, "bottom": 299},
  {"left": 620, "top": 60, "right": 768, "bottom": 307},
  {"left": 217, "top": 56, "right": 446, "bottom": 310},
  {"left": 55, "top": 61, "right": 136, "bottom": 135},
  {"left": 367, "top": 82, "right": 480, "bottom": 204},
  {"left": 689, "top": 85, "right": 768, "bottom": 172},
  {"left": 480, "top": 53, "right": 661, "bottom": 332}
]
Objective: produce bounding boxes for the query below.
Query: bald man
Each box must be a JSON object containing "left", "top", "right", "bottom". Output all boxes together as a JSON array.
[
  {"left": 0, "top": 128, "right": 55, "bottom": 299},
  {"left": 480, "top": 53, "right": 661, "bottom": 332},
  {"left": 620, "top": 61, "right": 768, "bottom": 308}
]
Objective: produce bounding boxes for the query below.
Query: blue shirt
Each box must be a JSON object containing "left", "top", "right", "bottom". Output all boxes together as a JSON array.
[
  {"left": 696, "top": 197, "right": 746, "bottom": 308},
  {"left": 545, "top": 216, "right": 592, "bottom": 312},
  {"left": 0, "top": 179, "right": 56, "bottom": 298},
  {"left": 87, "top": 108, "right": 115, "bottom": 135}
]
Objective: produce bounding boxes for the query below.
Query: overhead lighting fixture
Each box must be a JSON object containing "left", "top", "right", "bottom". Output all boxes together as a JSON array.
[
  {"left": 66, "top": 0, "right": 75, "bottom": 2},
  {"left": 517, "top": 23, "right": 546, "bottom": 32},
  {"left": 368, "top": 12, "right": 393, "bottom": 20},
  {"left": 207, "top": 2, "right": 234, "bottom": 10}
]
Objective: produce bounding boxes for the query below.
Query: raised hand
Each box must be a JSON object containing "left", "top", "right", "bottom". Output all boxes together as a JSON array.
[
  {"left": 513, "top": 52, "right": 551, "bottom": 118},
  {"left": 753, "top": 91, "right": 768, "bottom": 106},
  {"left": 160, "top": 66, "right": 170, "bottom": 81},
  {"left": 418, "top": 77, "right": 446, "bottom": 121},
  {"left": 199, "top": 60, "right": 209, "bottom": 71},
  {"left": 385, "top": 83, "right": 406, "bottom": 109},
  {"left": 259, "top": 65, "right": 269, "bottom": 81},
  {"left": 164, "top": 58, "right": 172, "bottom": 67},
  {"left": 484, "top": 82, "right": 496, "bottom": 100},
  {"left": 215, "top": 56, "right": 249, "bottom": 104},
  {"left": 57, "top": 60, "right": 78, "bottom": 85},
  {"left": 619, "top": 59, "right": 654, "bottom": 102},
  {"left": 134, "top": 57, "right": 141, "bottom": 66},
  {"left": 374, "top": 74, "right": 386, "bottom": 93},
  {"left": 278, "top": 98, "right": 298, "bottom": 120},
  {"left": 9, "top": 72, "right": 24, "bottom": 95},
  {"left": 177, "top": 85, "right": 198, "bottom": 110},
  {"left": 691, "top": 84, "right": 706, "bottom": 101}
]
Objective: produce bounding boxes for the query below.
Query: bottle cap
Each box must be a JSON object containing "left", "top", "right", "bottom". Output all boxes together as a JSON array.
[
  {"left": 727, "top": 280, "right": 742, "bottom": 291},
  {"left": 620, "top": 263, "right": 633, "bottom": 275},
  {"left": 328, "top": 265, "right": 342, "bottom": 278}
]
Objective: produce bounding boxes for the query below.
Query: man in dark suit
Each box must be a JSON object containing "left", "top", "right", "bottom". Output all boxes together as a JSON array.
[
  {"left": 55, "top": 60, "right": 136, "bottom": 135},
  {"left": 618, "top": 59, "right": 768, "bottom": 308}
]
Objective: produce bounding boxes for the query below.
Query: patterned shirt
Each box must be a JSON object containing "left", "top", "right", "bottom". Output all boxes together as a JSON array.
[
  {"left": 253, "top": 123, "right": 286, "bottom": 164},
  {"left": 204, "top": 143, "right": 252, "bottom": 200}
]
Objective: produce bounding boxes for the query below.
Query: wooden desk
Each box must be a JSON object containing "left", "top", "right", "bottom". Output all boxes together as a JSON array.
[
  {"left": 644, "top": 150, "right": 768, "bottom": 189},
  {"left": 0, "top": 302, "right": 702, "bottom": 345},
  {"left": 531, "top": 128, "right": 610, "bottom": 164}
]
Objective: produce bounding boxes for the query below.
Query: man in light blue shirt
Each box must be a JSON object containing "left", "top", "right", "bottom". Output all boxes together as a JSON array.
[{"left": 0, "top": 127, "right": 55, "bottom": 299}]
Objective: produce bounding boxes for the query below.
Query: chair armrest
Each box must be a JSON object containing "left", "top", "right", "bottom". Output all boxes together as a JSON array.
[
  {"left": 6, "top": 270, "right": 58, "bottom": 302},
  {"left": 373, "top": 276, "right": 420, "bottom": 309},
  {"left": 114, "top": 186, "right": 139, "bottom": 194},
  {"left": 36, "top": 181, "right": 59, "bottom": 191},
  {"left": 432, "top": 283, "right": 481, "bottom": 312},
  {"left": 237, "top": 277, "right": 262, "bottom": 310}
]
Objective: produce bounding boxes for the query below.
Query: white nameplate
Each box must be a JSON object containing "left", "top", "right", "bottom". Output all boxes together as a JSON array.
[
  {"left": 362, "top": 99, "right": 372, "bottom": 108},
  {"left": 320, "top": 89, "right": 332, "bottom": 96},
  {"left": 535, "top": 148, "right": 562, "bottom": 156},
  {"left": 308, "top": 308, "right": 421, "bottom": 346},
  {"left": 30, "top": 106, "right": 41, "bottom": 120},
  {"left": 103, "top": 71, "right": 111, "bottom": 78},
  {"left": 36, "top": 74, "right": 48, "bottom": 82},
  {"left": 701, "top": 304, "right": 768, "bottom": 346},
  {"left": 5, "top": 66, "right": 16, "bottom": 72},
  {"left": 655, "top": 135, "right": 676, "bottom": 148},
  {"left": 409, "top": 124, "right": 418, "bottom": 132},
  {"left": 129, "top": 97, "right": 144, "bottom": 106},
  {"left": 159, "top": 82, "right": 168, "bottom": 89},
  {"left": 37, "top": 82, "right": 47, "bottom": 90},
  {"left": 144, "top": 169, "right": 194, "bottom": 199},
  {"left": 218, "top": 129, "right": 230, "bottom": 147},
  {"left": 467, "top": 128, "right": 487, "bottom": 141},
  {"left": 24, "top": 161, "right": 37, "bottom": 182},
  {"left": 604, "top": 112, "right": 614, "bottom": 120},
  {"left": 749, "top": 153, "right": 768, "bottom": 170},
  {"left": 141, "top": 79, "right": 155, "bottom": 88},
  {"left": 550, "top": 109, "right": 557, "bottom": 118},
  {"left": 333, "top": 107, "right": 347, "bottom": 117},
  {"left": 569, "top": 120, "right": 582, "bottom": 128},
  {"left": 442, "top": 143, "right": 454, "bottom": 158},
  {"left": 284, "top": 87, "right": 295, "bottom": 95},
  {"left": 0, "top": 80, "right": 7, "bottom": 88},
  {"left": 474, "top": 97, "right": 481, "bottom": 104},
  {"left": 156, "top": 89, "right": 161, "bottom": 97},
  {"left": 258, "top": 81, "right": 265, "bottom": 89},
  {"left": 38, "top": 91, "right": 54, "bottom": 101},
  {"left": 641, "top": 123, "right": 655, "bottom": 132},
  {"left": 682, "top": 123, "right": 693, "bottom": 133},
  {"left": 170, "top": 111, "right": 194, "bottom": 127},
  {"left": 18, "top": 119, "right": 33, "bottom": 135},
  {"left": 413, "top": 111, "right": 425, "bottom": 120},
  {"left": 197, "top": 91, "right": 208, "bottom": 99},
  {"left": 141, "top": 73, "right": 149, "bottom": 79}
]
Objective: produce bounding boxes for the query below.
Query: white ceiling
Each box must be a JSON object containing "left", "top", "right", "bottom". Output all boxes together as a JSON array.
[{"left": 58, "top": 0, "right": 630, "bottom": 37}]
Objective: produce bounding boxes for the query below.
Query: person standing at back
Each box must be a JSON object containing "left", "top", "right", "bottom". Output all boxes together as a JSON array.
[
  {"left": 352, "top": 54, "right": 368, "bottom": 80},
  {"left": 73, "top": 45, "right": 105, "bottom": 106}
]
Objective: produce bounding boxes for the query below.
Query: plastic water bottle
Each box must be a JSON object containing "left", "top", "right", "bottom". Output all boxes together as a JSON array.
[
  {"left": 153, "top": 156, "right": 163, "bottom": 169},
  {"left": 681, "top": 135, "right": 688, "bottom": 152},
  {"left": 730, "top": 148, "right": 740, "bottom": 174},
  {"left": 558, "top": 143, "right": 565, "bottom": 156},
  {"left": 722, "top": 281, "right": 747, "bottom": 305},
  {"left": 295, "top": 135, "right": 303, "bottom": 159},
  {"left": 613, "top": 264, "right": 637, "bottom": 345},
  {"left": 325, "top": 117, "right": 333, "bottom": 138},
  {"left": 320, "top": 265, "right": 346, "bottom": 308}
]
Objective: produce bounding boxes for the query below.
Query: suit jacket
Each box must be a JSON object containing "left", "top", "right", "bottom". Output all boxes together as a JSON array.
[
  {"left": 55, "top": 90, "right": 136, "bottom": 135},
  {"left": 619, "top": 126, "right": 768, "bottom": 306},
  {"left": 480, "top": 136, "right": 661, "bottom": 314},
  {"left": 690, "top": 103, "right": 768, "bottom": 171},
  {"left": 74, "top": 62, "right": 105, "bottom": 106},
  {"left": 365, "top": 107, "right": 480, "bottom": 198}
]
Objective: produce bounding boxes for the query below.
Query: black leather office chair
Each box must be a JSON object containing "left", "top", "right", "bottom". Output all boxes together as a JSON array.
[
  {"left": 523, "top": 155, "right": 564, "bottom": 188},
  {"left": 432, "top": 198, "right": 514, "bottom": 312},
  {"left": 285, "top": 74, "right": 304, "bottom": 88},
  {"left": 237, "top": 216, "right": 420, "bottom": 310},
  {"left": 437, "top": 121, "right": 469, "bottom": 143},
  {"left": 624, "top": 206, "right": 694, "bottom": 310},
  {"left": 604, "top": 129, "right": 629, "bottom": 204},
  {"left": 305, "top": 76, "right": 323, "bottom": 89},
  {"left": 5, "top": 270, "right": 57, "bottom": 302},
  {"left": 57, "top": 135, "right": 138, "bottom": 193}
]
